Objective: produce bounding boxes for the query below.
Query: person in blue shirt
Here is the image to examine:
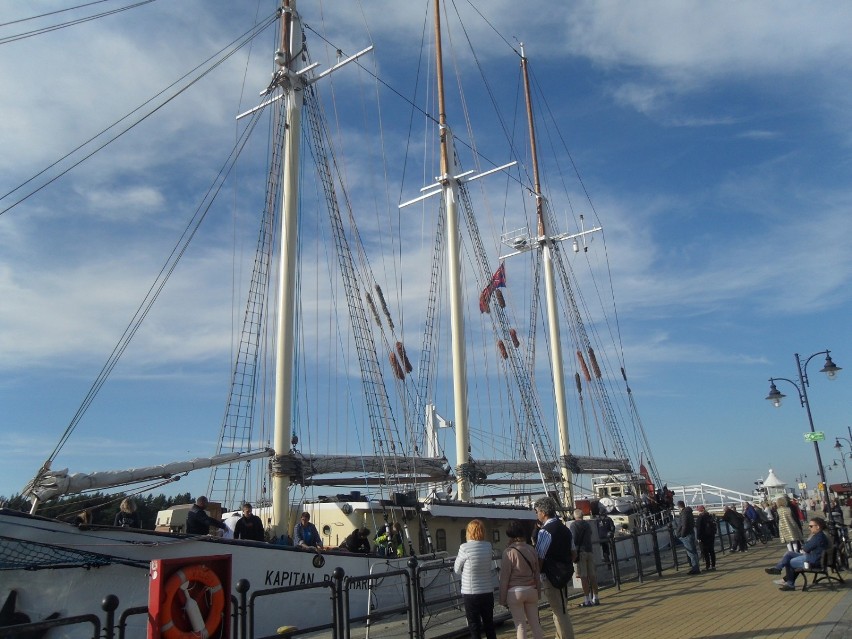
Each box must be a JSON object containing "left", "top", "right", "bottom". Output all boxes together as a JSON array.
[
  {"left": 765, "top": 516, "right": 830, "bottom": 591},
  {"left": 293, "top": 512, "right": 323, "bottom": 551}
]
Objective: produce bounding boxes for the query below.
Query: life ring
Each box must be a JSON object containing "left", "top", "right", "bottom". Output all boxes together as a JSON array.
[{"left": 160, "top": 564, "right": 225, "bottom": 639}]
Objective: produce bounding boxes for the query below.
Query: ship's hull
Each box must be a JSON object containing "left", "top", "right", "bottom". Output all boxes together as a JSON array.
[
  {"left": 0, "top": 508, "right": 412, "bottom": 638},
  {"left": 0, "top": 500, "right": 537, "bottom": 637}
]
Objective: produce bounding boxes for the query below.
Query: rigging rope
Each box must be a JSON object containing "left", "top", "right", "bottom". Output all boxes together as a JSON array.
[
  {"left": 0, "top": 11, "right": 279, "bottom": 217},
  {"left": 0, "top": 0, "right": 158, "bottom": 44},
  {"left": 32, "top": 107, "right": 266, "bottom": 488}
]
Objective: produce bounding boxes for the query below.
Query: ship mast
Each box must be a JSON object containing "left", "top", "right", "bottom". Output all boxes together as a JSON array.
[
  {"left": 433, "top": 0, "right": 472, "bottom": 502},
  {"left": 520, "top": 45, "right": 573, "bottom": 506},
  {"left": 271, "top": 0, "right": 304, "bottom": 533}
]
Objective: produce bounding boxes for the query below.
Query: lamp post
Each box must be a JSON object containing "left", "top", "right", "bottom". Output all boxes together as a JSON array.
[
  {"left": 834, "top": 438, "right": 852, "bottom": 487},
  {"left": 765, "top": 350, "right": 841, "bottom": 517}
]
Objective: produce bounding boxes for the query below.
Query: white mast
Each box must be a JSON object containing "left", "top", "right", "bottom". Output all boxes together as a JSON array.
[
  {"left": 432, "top": 0, "right": 472, "bottom": 502},
  {"left": 272, "top": 0, "right": 304, "bottom": 534},
  {"left": 399, "top": 3, "right": 515, "bottom": 503},
  {"left": 519, "top": 45, "right": 573, "bottom": 506},
  {"left": 260, "top": 1, "right": 373, "bottom": 532}
]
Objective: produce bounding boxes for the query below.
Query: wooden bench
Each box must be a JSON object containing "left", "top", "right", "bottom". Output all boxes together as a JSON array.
[{"left": 795, "top": 549, "right": 845, "bottom": 592}]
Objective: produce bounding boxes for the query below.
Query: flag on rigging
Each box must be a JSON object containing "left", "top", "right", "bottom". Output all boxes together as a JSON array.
[
  {"left": 479, "top": 263, "right": 507, "bottom": 313},
  {"left": 490, "top": 262, "right": 506, "bottom": 289}
]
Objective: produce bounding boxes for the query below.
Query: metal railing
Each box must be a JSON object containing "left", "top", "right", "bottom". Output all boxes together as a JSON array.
[{"left": 3, "top": 525, "right": 744, "bottom": 639}]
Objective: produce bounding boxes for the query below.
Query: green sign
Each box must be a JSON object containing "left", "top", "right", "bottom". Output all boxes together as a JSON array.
[{"left": 803, "top": 431, "right": 825, "bottom": 442}]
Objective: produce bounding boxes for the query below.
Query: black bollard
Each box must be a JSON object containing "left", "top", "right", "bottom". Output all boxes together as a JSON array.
[
  {"left": 101, "top": 594, "right": 119, "bottom": 639},
  {"left": 235, "top": 578, "right": 250, "bottom": 639}
]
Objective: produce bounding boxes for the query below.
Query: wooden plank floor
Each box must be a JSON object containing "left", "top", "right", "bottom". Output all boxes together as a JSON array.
[{"left": 495, "top": 543, "right": 851, "bottom": 639}]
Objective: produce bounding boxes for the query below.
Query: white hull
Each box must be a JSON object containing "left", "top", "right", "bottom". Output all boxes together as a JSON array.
[
  {"left": 1, "top": 499, "right": 538, "bottom": 637},
  {"left": 0, "top": 509, "right": 412, "bottom": 638}
]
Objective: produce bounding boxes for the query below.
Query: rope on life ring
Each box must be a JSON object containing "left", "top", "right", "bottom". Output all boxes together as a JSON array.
[{"left": 160, "top": 564, "right": 225, "bottom": 639}]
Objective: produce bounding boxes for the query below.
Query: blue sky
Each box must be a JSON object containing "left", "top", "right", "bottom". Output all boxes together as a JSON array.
[{"left": 1, "top": 1, "right": 851, "bottom": 503}]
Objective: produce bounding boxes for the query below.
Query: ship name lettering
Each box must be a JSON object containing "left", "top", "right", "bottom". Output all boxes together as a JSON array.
[{"left": 265, "top": 570, "right": 316, "bottom": 586}]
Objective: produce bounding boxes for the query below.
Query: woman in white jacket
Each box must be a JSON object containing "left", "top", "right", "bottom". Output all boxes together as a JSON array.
[{"left": 454, "top": 519, "right": 497, "bottom": 639}]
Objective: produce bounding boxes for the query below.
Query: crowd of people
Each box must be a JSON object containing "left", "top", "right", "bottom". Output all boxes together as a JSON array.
[
  {"left": 672, "top": 494, "right": 849, "bottom": 593},
  {"left": 94, "top": 490, "right": 848, "bottom": 637},
  {"left": 173, "top": 497, "right": 411, "bottom": 557}
]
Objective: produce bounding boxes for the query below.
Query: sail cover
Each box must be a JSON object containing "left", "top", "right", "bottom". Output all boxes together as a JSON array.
[{"left": 24, "top": 449, "right": 275, "bottom": 502}]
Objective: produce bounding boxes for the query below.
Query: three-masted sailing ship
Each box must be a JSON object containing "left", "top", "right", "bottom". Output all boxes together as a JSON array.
[{"left": 0, "top": 2, "right": 666, "bottom": 635}]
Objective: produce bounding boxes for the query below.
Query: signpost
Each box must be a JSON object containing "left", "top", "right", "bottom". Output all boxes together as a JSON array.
[{"left": 804, "top": 431, "right": 825, "bottom": 443}]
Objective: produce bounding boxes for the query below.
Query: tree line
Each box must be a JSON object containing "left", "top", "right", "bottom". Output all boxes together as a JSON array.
[{"left": 0, "top": 491, "right": 195, "bottom": 529}]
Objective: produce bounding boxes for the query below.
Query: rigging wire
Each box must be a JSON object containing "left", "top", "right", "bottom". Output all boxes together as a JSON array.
[
  {"left": 0, "top": 0, "right": 159, "bottom": 45},
  {"left": 40, "top": 106, "right": 266, "bottom": 470},
  {"left": 302, "top": 19, "right": 526, "bottom": 196},
  {"left": 0, "top": 0, "right": 117, "bottom": 27},
  {"left": 527, "top": 65, "right": 628, "bottom": 370},
  {"left": 0, "top": 11, "right": 279, "bottom": 217}
]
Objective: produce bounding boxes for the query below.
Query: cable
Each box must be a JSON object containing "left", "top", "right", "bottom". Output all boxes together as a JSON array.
[{"left": 0, "top": 0, "right": 158, "bottom": 45}]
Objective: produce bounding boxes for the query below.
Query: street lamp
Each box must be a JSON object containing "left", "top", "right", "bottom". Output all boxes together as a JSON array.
[
  {"left": 834, "top": 436, "right": 852, "bottom": 486},
  {"left": 765, "top": 350, "right": 842, "bottom": 517}
]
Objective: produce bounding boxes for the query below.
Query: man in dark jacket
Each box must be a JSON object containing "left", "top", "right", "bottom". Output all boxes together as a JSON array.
[
  {"left": 185, "top": 496, "right": 228, "bottom": 536},
  {"left": 596, "top": 513, "right": 615, "bottom": 565},
  {"left": 723, "top": 505, "right": 748, "bottom": 552},
  {"left": 695, "top": 505, "right": 717, "bottom": 571},
  {"left": 340, "top": 528, "right": 371, "bottom": 553},
  {"left": 676, "top": 500, "right": 700, "bottom": 574},
  {"left": 234, "top": 503, "right": 266, "bottom": 541},
  {"left": 533, "top": 496, "right": 576, "bottom": 639}
]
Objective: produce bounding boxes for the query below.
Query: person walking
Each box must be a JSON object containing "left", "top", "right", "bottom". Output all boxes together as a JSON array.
[
  {"left": 764, "top": 502, "right": 778, "bottom": 537},
  {"left": 499, "top": 520, "right": 543, "bottom": 639},
  {"left": 568, "top": 509, "right": 599, "bottom": 606},
  {"left": 695, "top": 505, "right": 717, "bottom": 571},
  {"left": 595, "top": 513, "right": 615, "bottom": 565},
  {"left": 676, "top": 500, "right": 700, "bottom": 574},
  {"left": 776, "top": 495, "right": 804, "bottom": 552},
  {"left": 454, "top": 519, "right": 498, "bottom": 639},
  {"left": 533, "top": 496, "right": 576, "bottom": 639},
  {"left": 722, "top": 505, "right": 747, "bottom": 552}
]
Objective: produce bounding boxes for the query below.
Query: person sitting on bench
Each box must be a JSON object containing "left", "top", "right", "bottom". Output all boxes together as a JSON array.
[{"left": 765, "top": 516, "right": 830, "bottom": 591}]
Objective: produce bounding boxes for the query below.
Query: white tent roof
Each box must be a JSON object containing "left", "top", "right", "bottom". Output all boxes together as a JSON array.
[{"left": 764, "top": 468, "right": 786, "bottom": 487}]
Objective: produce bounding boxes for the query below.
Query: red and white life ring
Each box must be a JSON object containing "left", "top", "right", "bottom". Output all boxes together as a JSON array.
[{"left": 160, "top": 564, "right": 225, "bottom": 639}]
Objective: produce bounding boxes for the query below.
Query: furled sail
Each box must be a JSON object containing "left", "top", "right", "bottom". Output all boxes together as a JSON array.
[{"left": 24, "top": 449, "right": 275, "bottom": 502}]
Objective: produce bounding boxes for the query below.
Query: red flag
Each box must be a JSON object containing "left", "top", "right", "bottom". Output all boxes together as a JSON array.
[
  {"left": 479, "top": 262, "right": 506, "bottom": 313},
  {"left": 491, "top": 263, "right": 506, "bottom": 288},
  {"left": 479, "top": 263, "right": 506, "bottom": 313}
]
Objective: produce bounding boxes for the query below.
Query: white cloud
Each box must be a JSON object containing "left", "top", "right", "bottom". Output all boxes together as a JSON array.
[
  {"left": 2, "top": 0, "right": 852, "bottom": 500},
  {"left": 564, "top": 1, "right": 852, "bottom": 79}
]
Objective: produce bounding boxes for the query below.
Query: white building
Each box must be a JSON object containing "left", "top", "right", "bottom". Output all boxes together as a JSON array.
[{"left": 762, "top": 468, "right": 787, "bottom": 502}]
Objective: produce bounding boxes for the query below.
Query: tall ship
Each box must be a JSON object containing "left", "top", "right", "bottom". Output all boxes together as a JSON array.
[{"left": 0, "top": 1, "right": 668, "bottom": 636}]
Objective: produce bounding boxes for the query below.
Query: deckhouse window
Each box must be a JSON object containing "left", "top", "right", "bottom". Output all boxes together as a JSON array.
[{"left": 435, "top": 528, "right": 447, "bottom": 552}]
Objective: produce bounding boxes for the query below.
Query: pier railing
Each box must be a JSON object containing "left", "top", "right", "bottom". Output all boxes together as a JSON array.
[
  {"left": 2, "top": 520, "right": 745, "bottom": 639},
  {"left": 670, "top": 483, "right": 757, "bottom": 508}
]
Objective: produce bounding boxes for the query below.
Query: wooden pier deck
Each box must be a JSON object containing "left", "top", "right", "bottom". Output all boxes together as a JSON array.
[{"left": 494, "top": 543, "right": 851, "bottom": 639}]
